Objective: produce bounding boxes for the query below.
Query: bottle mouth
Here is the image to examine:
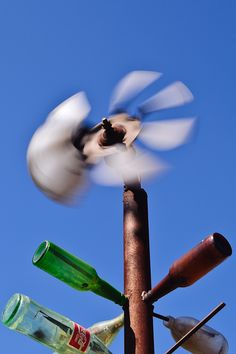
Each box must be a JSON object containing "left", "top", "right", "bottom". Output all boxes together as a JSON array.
[
  {"left": 212, "top": 233, "right": 232, "bottom": 257},
  {"left": 32, "top": 241, "right": 50, "bottom": 264},
  {"left": 2, "top": 294, "right": 22, "bottom": 326}
]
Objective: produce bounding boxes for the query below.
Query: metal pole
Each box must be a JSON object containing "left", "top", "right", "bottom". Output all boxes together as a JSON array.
[{"left": 123, "top": 184, "right": 155, "bottom": 354}]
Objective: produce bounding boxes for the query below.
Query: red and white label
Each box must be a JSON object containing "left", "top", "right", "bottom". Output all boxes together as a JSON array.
[{"left": 69, "top": 323, "right": 91, "bottom": 352}]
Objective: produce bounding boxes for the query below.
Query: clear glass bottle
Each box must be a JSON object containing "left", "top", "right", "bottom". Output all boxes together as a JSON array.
[
  {"left": 163, "top": 316, "right": 229, "bottom": 354},
  {"left": 88, "top": 313, "right": 124, "bottom": 347},
  {"left": 32, "top": 240, "right": 126, "bottom": 307},
  {"left": 2, "top": 293, "right": 112, "bottom": 354}
]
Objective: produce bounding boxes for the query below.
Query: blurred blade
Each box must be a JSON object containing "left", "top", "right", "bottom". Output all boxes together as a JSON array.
[
  {"left": 47, "top": 91, "right": 91, "bottom": 128},
  {"left": 90, "top": 146, "right": 169, "bottom": 185},
  {"left": 109, "top": 71, "right": 162, "bottom": 114},
  {"left": 27, "top": 128, "right": 87, "bottom": 204},
  {"left": 139, "top": 117, "right": 196, "bottom": 150},
  {"left": 139, "top": 81, "right": 193, "bottom": 115},
  {"left": 27, "top": 92, "right": 91, "bottom": 204}
]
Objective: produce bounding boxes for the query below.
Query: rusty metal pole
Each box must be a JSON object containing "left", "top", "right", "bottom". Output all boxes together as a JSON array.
[{"left": 123, "top": 183, "right": 155, "bottom": 354}]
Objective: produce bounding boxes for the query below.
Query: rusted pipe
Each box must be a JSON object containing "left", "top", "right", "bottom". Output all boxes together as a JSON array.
[
  {"left": 143, "top": 233, "right": 232, "bottom": 303},
  {"left": 123, "top": 186, "right": 154, "bottom": 354}
]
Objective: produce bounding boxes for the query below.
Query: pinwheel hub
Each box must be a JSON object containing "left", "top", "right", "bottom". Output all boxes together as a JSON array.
[
  {"left": 99, "top": 118, "right": 126, "bottom": 147},
  {"left": 82, "top": 114, "right": 141, "bottom": 163}
]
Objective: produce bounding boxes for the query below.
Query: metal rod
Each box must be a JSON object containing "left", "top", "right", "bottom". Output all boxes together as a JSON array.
[
  {"left": 153, "top": 312, "right": 170, "bottom": 322},
  {"left": 165, "top": 302, "right": 226, "bottom": 354},
  {"left": 123, "top": 185, "right": 154, "bottom": 354}
]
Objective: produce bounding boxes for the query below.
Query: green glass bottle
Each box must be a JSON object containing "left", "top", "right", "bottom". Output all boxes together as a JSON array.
[
  {"left": 32, "top": 241, "right": 126, "bottom": 306},
  {"left": 2, "top": 293, "right": 112, "bottom": 354}
]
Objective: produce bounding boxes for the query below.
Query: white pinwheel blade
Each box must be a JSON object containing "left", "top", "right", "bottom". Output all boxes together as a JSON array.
[
  {"left": 90, "top": 146, "right": 169, "bottom": 186},
  {"left": 139, "top": 81, "right": 193, "bottom": 115},
  {"left": 47, "top": 91, "right": 91, "bottom": 128},
  {"left": 27, "top": 92, "right": 91, "bottom": 204},
  {"left": 109, "top": 71, "right": 162, "bottom": 114},
  {"left": 27, "top": 132, "right": 87, "bottom": 203},
  {"left": 139, "top": 117, "right": 196, "bottom": 150}
]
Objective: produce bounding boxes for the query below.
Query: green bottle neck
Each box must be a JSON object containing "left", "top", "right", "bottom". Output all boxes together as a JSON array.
[{"left": 93, "top": 278, "right": 127, "bottom": 306}]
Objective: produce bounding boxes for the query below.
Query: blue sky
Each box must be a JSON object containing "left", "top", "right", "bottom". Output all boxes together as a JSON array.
[{"left": 0, "top": 0, "right": 235, "bottom": 353}]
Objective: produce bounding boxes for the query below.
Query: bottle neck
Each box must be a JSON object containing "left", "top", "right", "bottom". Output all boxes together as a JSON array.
[
  {"left": 93, "top": 278, "right": 127, "bottom": 306},
  {"left": 113, "top": 313, "right": 124, "bottom": 329},
  {"left": 143, "top": 274, "right": 179, "bottom": 303}
]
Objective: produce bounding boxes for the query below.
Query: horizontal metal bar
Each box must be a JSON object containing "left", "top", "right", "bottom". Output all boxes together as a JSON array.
[{"left": 153, "top": 312, "right": 169, "bottom": 322}]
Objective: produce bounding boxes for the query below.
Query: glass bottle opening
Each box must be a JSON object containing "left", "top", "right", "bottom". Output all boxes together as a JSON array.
[
  {"left": 212, "top": 233, "right": 232, "bottom": 257},
  {"left": 33, "top": 241, "right": 50, "bottom": 264},
  {"left": 2, "top": 294, "right": 22, "bottom": 326}
]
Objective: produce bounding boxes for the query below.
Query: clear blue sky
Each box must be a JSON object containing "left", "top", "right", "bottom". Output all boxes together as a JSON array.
[{"left": 0, "top": 1, "right": 235, "bottom": 353}]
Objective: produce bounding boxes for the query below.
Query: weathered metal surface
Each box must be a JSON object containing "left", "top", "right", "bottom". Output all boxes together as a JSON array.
[
  {"left": 143, "top": 233, "right": 232, "bottom": 303},
  {"left": 123, "top": 186, "right": 154, "bottom": 354}
]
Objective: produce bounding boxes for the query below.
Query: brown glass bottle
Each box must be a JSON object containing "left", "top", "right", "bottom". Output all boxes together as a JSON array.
[{"left": 143, "top": 233, "right": 232, "bottom": 303}]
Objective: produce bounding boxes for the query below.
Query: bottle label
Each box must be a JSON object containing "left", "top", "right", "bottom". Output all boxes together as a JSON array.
[{"left": 69, "top": 323, "right": 91, "bottom": 352}]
